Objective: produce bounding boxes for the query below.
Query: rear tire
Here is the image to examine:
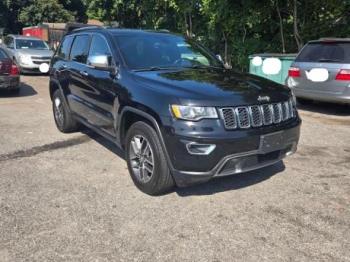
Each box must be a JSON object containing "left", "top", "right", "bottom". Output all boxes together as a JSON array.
[
  {"left": 125, "top": 121, "right": 174, "bottom": 195},
  {"left": 52, "top": 89, "right": 79, "bottom": 133}
]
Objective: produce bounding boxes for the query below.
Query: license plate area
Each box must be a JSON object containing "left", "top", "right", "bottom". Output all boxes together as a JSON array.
[{"left": 259, "top": 130, "right": 298, "bottom": 154}]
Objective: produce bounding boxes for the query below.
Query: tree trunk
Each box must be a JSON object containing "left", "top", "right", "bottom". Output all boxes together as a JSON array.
[
  {"left": 188, "top": 11, "right": 193, "bottom": 37},
  {"left": 293, "top": 0, "right": 303, "bottom": 51},
  {"left": 184, "top": 12, "right": 190, "bottom": 37},
  {"left": 276, "top": 0, "right": 286, "bottom": 53},
  {"left": 223, "top": 31, "right": 229, "bottom": 67}
]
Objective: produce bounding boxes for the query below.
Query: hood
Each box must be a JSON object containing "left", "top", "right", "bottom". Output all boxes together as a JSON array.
[
  {"left": 16, "top": 48, "right": 53, "bottom": 57},
  {"left": 132, "top": 68, "right": 291, "bottom": 106}
]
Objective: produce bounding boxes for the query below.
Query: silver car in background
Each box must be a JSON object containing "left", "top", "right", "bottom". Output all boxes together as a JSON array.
[
  {"left": 287, "top": 38, "right": 350, "bottom": 104},
  {"left": 3, "top": 35, "right": 53, "bottom": 73}
]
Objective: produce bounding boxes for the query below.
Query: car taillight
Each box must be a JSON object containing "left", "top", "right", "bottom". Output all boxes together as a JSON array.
[
  {"left": 288, "top": 67, "right": 300, "bottom": 78},
  {"left": 335, "top": 69, "right": 350, "bottom": 81},
  {"left": 10, "top": 64, "right": 19, "bottom": 76}
]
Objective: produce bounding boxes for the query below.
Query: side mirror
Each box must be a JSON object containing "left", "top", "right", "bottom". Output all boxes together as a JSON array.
[
  {"left": 87, "top": 55, "right": 110, "bottom": 69},
  {"left": 87, "top": 54, "right": 120, "bottom": 78}
]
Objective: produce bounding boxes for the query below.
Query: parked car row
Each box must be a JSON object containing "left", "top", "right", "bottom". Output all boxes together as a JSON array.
[{"left": 1, "top": 26, "right": 348, "bottom": 195}]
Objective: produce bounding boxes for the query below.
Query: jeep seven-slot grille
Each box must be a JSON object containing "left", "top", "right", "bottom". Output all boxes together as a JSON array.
[{"left": 219, "top": 99, "right": 295, "bottom": 130}]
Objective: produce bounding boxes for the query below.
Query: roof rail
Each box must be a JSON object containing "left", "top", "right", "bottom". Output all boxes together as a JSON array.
[
  {"left": 145, "top": 29, "right": 170, "bottom": 33},
  {"left": 67, "top": 24, "right": 103, "bottom": 33}
]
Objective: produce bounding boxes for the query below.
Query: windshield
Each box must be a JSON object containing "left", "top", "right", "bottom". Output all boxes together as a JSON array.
[
  {"left": 15, "top": 39, "right": 49, "bottom": 50},
  {"left": 296, "top": 42, "right": 350, "bottom": 63},
  {"left": 114, "top": 34, "right": 222, "bottom": 70}
]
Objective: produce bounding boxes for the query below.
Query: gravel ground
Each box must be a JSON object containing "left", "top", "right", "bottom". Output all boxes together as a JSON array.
[{"left": 0, "top": 76, "right": 349, "bottom": 262}]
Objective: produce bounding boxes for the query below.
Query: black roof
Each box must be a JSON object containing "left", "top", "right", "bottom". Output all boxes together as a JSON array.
[{"left": 69, "top": 26, "right": 172, "bottom": 36}]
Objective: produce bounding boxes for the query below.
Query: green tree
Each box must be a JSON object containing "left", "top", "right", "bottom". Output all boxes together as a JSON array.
[
  {"left": 60, "top": 0, "right": 88, "bottom": 23},
  {"left": 19, "top": 0, "right": 74, "bottom": 26}
]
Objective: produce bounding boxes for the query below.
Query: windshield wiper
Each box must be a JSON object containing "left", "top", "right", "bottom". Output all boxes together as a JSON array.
[
  {"left": 133, "top": 66, "right": 177, "bottom": 72},
  {"left": 185, "top": 65, "right": 223, "bottom": 70},
  {"left": 318, "top": 58, "right": 341, "bottom": 63}
]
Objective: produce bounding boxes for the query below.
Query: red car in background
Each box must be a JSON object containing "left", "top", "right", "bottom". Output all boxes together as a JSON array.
[{"left": 0, "top": 47, "right": 20, "bottom": 93}]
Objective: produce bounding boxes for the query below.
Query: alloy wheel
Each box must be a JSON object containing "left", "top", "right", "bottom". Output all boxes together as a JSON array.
[
  {"left": 129, "top": 135, "right": 154, "bottom": 183},
  {"left": 54, "top": 97, "right": 64, "bottom": 127}
]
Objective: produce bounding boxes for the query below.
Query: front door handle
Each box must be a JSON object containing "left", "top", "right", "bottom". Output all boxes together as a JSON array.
[{"left": 80, "top": 70, "right": 88, "bottom": 76}]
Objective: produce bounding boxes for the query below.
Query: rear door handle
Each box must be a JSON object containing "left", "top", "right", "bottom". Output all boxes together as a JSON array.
[{"left": 80, "top": 70, "right": 88, "bottom": 76}]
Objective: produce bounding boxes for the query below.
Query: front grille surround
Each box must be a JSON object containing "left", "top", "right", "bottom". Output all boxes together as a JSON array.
[
  {"left": 249, "top": 105, "right": 263, "bottom": 127},
  {"left": 235, "top": 107, "right": 250, "bottom": 128},
  {"left": 219, "top": 99, "right": 296, "bottom": 130}
]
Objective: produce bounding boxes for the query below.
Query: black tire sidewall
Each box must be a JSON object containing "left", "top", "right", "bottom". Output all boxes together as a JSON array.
[
  {"left": 125, "top": 122, "right": 172, "bottom": 195},
  {"left": 52, "top": 89, "right": 78, "bottom": 133},
  {"left": 52, "top": 90, "right": 65, "bottom": 132}
]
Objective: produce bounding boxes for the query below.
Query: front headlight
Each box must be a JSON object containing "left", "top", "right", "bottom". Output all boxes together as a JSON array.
[
  {"left": 19, "top": 54, "right": 31, "bottom": 65},
  {"left": 171, "top": 105, "right": 218, "bottom": 121}
]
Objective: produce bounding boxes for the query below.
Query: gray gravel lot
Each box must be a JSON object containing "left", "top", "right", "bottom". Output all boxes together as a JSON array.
[{"left": 0, "top": 76, "right": 349, "bottom": 262}]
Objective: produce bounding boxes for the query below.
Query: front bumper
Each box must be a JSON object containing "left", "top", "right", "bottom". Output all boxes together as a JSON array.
[
  {"left": 0, "top": 75, "right": 20, "bottom": 89},
  {"left": 18, "top": 60, "right": 50, "bottom": 73},
  {"left": 162, "top": 119, "right": 301, "bottom": 187}
]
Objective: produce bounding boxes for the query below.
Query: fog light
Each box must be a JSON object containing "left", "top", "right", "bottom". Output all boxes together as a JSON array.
[
  {"left": 286, "top": 143, "right": 297, "bottom": 156},
  {"left": 186, "top": 142, "right": 216, "bottom": 155}
]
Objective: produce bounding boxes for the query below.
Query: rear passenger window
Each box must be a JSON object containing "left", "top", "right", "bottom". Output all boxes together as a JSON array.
[
  {"left": 57, "top": 36, "right": 73, "bottom": 60},
  {"left": 70, "top": 35, "right": 90, "bottom": 64}
]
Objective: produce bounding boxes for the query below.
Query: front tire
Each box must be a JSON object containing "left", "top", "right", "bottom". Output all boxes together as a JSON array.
[
  {"left": 125, "top": 121, "right": 174, "bottom": 195},
  {"left": 52, "top": 89, "right": 79, "bottom": 133}
]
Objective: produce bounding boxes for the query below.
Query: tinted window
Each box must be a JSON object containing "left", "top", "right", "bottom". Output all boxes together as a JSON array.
[
  {"left": 114, "top": 34, "right": 222, "bottom": 70},
  {"left": 15, "top": 39, "right": 49, "bottom": 50},
  {"left": 88, "top": 35, "right": 113, "bottom": 66},
  {"left": 0, "top": 49, "right": 9, "bottom": 59},
  {"left": 296, "top": 42, "right": 350, "bottom": 63},
  {"left": 70, "top": 35, "right": 90, "bottom": 63},
  {"left": 57, "top": 36, "right": 73, "bottom": 60}
]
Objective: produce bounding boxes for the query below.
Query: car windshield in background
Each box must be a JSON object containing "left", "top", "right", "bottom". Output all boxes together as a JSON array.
[
  {"left": 15, "top": 39, "right": 49, "bottom": 50},
  {"left": 114, "top": 34, "right": 222, "bottom": 70},
  {"left": 296, "top": 42, "right": 350, "bottom": 63},
  {"left": 0, "top": 49, "right": 9, "bottom": 59}
]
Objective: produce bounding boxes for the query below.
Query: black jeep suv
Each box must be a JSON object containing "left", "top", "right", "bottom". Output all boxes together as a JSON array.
[{"left": 50, "top": 27, "right": 301, "bottom": 195}]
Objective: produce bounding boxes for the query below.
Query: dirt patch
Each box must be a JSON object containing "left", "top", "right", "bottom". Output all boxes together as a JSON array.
[{"left": 0, "top": 135, "right": 90, "bottom": 162}]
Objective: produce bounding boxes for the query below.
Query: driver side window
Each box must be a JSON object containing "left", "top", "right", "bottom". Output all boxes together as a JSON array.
[{"left": 88, "top": 35, "right": 113, "bottom": 66}]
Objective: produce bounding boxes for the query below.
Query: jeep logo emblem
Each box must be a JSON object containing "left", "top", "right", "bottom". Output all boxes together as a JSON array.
[{"left": 257, "top": 95, "right": 270, "bottom": 102}]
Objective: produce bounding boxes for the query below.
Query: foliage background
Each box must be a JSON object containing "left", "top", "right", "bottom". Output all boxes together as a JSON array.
[{"left": 1, "top": 0, "right": 349, "bottom": 70}]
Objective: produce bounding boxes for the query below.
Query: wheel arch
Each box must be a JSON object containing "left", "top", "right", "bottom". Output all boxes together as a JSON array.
[
  {"left": 117, "top": 106, "right": 175, "bottom": 171},
  {"left": 118, "top": 107, "right": 160, "bottom": 147},
  {"left": 49, "top": 79, "right": 61, "bottom": 100}
]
